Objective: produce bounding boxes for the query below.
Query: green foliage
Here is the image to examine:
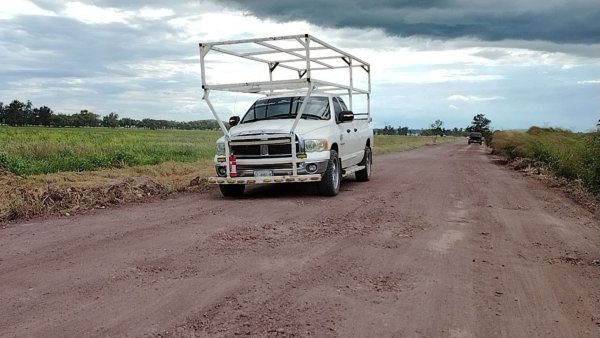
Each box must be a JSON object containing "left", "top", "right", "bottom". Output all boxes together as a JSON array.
[
  {"left": 102, "top": 112, "right": 120, "bottom": 128},
  {"left": 0, "top": 99, "right": 224, "bottom": 130},
  {"left": 0, "top": 127, "right": 221, "bottom": 176},
  {"left": 491, "top": 127, "right": 600, "bottom": 194},
  {"left": 466, "top": 113, "right": 491, "bottom": 132},
  {"left": 376, "top": 125, "right": 399, "bottom": 135},
  {"left": 467, "top": 113, "right": 492, "bottom": 145},
  {"left": 374, "top": 126, "right": 465, "bottom": 136},
  {"left": 0, "top": 152, "right": 26, "bottom": 175},
  {"left": 429, "top": 119, "right": 444, "bottom": 136},
  {"left": 373, "top": 135, "right": 458, "bottom": 155}
]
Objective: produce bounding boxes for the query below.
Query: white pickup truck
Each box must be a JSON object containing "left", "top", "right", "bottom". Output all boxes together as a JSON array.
[{"left": 199, "top": 34, "right": 372, "bottom": 197}]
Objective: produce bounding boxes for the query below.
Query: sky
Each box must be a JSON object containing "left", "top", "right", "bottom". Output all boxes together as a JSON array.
[{"left": 0, "top": 0, "right": 599, "bottom": 131}]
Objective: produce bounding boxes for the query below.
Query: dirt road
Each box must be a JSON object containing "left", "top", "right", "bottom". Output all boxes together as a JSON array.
[{"left": 1, "top": 142, "right": 598, "bottom": 337}]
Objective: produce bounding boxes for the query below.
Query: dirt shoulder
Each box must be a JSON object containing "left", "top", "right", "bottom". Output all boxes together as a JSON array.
[
  {"left": 0, "top": 160, "right": 214, "bottom": 223},
  {"left": 0, "top": 142, "right": 598, "bottom": 337}
]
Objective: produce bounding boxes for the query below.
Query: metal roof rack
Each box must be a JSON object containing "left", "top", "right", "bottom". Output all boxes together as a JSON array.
[{"left": 199, "top": 34, "right": 371, "bottom": 115}]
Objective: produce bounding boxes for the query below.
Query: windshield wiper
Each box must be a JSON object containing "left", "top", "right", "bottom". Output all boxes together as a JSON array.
[
  {"left": 301, "top": 114, "right": 323, "bottom": 120},
  {"left": 243, "top": 114, "right": 322, "bottom": 123},
  {"left": 264, "top": 114, "right": 293, "bottom": 120}
]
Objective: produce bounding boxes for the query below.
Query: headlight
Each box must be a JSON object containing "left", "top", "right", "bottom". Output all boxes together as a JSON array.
[
  {"left": 216, "top": 142, "right": 226, "bottom": 155},
  {"left": 304, "top": 139, "right": 328, "bottom": 152}
]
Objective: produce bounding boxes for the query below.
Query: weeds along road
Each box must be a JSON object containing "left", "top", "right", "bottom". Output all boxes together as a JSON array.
[{"left": 1, "top": 142, "right": 598, "bottom": 337}]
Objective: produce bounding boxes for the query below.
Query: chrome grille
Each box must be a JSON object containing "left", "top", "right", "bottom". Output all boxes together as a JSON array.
[{"left": 230, "top": 134, "right": 299, "bottom": 159}]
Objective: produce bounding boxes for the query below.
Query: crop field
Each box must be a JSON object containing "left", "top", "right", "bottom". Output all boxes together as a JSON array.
[
  {"left": 491, "top": 127, "right": 600, "bottom": 194},
  {"left": 0, "top": 126, "right": 455, "bottom": 176},
  {"left": 0, "top": 127, "right": 221, "bottom": 176},
  {"left": 0, "top": 126, "right": 454, "bottom": 222},
  {"left": 373, "top": 135, "right": 456, "bottom": 155}
]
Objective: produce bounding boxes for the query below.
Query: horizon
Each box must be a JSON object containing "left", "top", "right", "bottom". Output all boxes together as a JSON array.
[{"left": 1, "top": 97, "right": 597, "bottom": 133}]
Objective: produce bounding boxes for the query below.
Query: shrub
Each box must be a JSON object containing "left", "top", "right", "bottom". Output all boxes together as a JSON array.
[{"left": 491, "top": 127, "right": 600, "bottom": 194}]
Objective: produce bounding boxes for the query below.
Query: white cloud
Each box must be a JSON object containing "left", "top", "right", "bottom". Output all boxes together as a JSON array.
[
  {"left": 119, "top": 60, "right": 199, "bottom": 79},
  {"left": 0, "top": 0, "right": 55, "bottom": 19},
  {"left": 577, "top": 79, "right": 600, "bottom": 84},
  {"left": 449, "top": 104, "right": 459, "bottom": 110},
  {"left": 380, "top": 69, "right": 504, "bottom": 85},
  {"left": 447, "top": 94, "right": 506, "bottom": 101},
  {"left": 62, "top": 2, "right": 134, "bottom": 24},
  {"left": 168, "top": 12, "right": 311, "bottom": 44},
  {"left": 138, "top": 7, "right": 174, "bottom": 21}
]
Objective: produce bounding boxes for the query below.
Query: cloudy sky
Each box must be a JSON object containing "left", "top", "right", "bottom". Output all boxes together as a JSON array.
[{"left": 1, "top": 0, "right": 598, "bottom": 131}]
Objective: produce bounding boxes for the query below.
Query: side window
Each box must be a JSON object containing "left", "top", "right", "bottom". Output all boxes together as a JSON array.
[
  {"left": 337, "top": 97, "right": 348, "bottom": 111},
  {"left": 333, "top": 98, "right": 343, "bottom": 121}
]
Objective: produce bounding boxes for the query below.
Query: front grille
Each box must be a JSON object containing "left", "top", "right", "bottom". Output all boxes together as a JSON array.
[
  {"left": 231, "top": 145, "right": 261, "bottom": 156},
  {"left": 268, "top": 144, "right": 292, "bottom": 156},
  {"left": 237, "top": 163, "right": 293, "bottom": 171},
  {"left": 230, "top": 135, "right": 299, "bottom": 159}
]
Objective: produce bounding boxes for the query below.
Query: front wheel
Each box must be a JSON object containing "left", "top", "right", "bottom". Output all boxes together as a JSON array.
[
  {"left": 355, "top": 146, "right": 372, "bottom": 182},
  {"left": 219, "top": 184, "right": 245, "bottom": 197},
  {"left": 317, "top": 150, "right": 341, "bottom": 196}
]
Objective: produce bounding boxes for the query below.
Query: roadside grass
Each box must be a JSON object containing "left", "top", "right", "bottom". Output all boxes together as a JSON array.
[
  {"left": 490, "top": 127, "right": 600, "bottom": 195},
  {"left": 373, "top": 135, "right": 458, "bottom": 155},
  {"left": 0, "top": 127, "right": 220, "bottom": 176},
  {"left": 0, "top": 127, "right": 460, "bottom": 223}
]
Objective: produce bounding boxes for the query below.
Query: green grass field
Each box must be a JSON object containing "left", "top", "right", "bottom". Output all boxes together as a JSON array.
[
  {"left": 0, "top": 127, "right": 221, "bottom": 176},
  {"left": 0, "top": 127, "right": 458, "bottom": 221},
  {"left": 373, "top": 135, "right": 456, "bottom": 155},
  {"left": 0, "top": 126, "right": 454, "bottom": 176},
  {"left": 491, "top": 127, "right": 600, "bottom": 194}
]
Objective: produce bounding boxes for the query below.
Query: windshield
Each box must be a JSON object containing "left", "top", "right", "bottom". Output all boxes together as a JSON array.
[{"left": 241, "top": 96, "right": 330, "bottom": 123}]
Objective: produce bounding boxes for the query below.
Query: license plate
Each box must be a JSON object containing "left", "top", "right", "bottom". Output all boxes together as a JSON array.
[{"left": 254, "top": 170, "right": 273, "bottom": 177}]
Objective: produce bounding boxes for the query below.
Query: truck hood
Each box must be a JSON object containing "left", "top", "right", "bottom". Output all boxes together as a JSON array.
[{"left": 226, "top": 119, "right": 329, "bottom": 139}]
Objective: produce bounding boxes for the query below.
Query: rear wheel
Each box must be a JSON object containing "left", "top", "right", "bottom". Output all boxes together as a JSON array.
[
  {"left": 317, "top": 150, "right": 341, "bottom": 196},
  {"left": 355, "top": 146, "right": 372, "bottom": 182},
  {"left": 219, "top": 184, "right": 245, "bottom": 197}
]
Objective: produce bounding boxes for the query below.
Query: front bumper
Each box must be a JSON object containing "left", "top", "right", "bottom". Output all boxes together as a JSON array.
[
  {"left": 208, "top": 174, "right": 322, "bottom": 185},
  {"left": 215, "top": 159, "right": 329, "bottom": 177},
  {"left": 213, "top": 150, "right": 330, "bottom": 183}
]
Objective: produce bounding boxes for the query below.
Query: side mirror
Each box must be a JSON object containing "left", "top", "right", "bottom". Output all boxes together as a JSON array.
[
  {"left": 228, "top": 116, "right": 240, "bottom": 127},
  {"left": 340, "top": 111, "right": 354, "bottom": 123}
]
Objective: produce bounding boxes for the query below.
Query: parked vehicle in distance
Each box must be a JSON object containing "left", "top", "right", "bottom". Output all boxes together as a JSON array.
[
  {"left": 199, "top": 34, "right": 373, "bottom": 197},
  {"left": 468, "top": 132, "right": 483, "bottom": 144}
]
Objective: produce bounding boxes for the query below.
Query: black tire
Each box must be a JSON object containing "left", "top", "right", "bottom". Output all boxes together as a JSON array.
[
  {"left": 355, "top": 146, "right": 372, "bottom": 182},
  {"left": 317, "top": 150, "right": 341, "bottom": 196},
  {"left": 219, "top": 184, "right": 245, "bottom": 197}
]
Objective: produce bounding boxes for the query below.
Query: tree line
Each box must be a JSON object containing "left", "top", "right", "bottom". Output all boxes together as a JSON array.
[
  {"left": 374, "top": 114, "right": 493, "bottom": 137},
  {"left": 375, "top": 125, "right": 468, "bottom": 136},
  {"left": 0, "top": 99, "right": 222, "bottom": 130}
]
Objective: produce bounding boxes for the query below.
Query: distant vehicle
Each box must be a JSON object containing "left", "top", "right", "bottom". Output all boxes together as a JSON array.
[{"left": 468, "top": 132, "right": 483, "bottom": 144}]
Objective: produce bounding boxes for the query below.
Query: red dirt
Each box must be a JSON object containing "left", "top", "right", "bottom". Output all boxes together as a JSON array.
[{"left": 0, "top": 142, "right": 598, "bottom": 337}]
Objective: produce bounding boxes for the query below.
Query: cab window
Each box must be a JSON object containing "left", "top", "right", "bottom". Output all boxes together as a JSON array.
[
  {"left": 333, "top": 97, "right": 343, "bottom": 122},
  {"left": 337, "top": 97, "right": 348, "bottom": 111}
]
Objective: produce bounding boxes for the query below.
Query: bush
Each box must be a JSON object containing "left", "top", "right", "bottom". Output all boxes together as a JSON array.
[{"left": 490, "top": 127, "right": 600, "bottom": 194}]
